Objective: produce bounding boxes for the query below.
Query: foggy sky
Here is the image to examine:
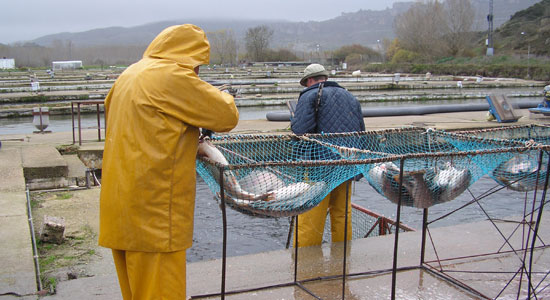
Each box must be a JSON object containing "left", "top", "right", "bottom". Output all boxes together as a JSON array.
[{"left": 2, "top": 0, "right": 402, "bottom": 44}]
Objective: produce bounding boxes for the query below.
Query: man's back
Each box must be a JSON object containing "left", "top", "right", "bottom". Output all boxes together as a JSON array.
[{"left": 291, "top": 81, "right": 365, "bottom": 134}]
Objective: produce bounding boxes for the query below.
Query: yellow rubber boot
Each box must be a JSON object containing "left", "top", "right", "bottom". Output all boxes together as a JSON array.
[
  {"left": 295, "top": 194, "right": 330, "bottom": 247},
  {"left": 328, "top": 181, "right": 353, "bottom": 243}
]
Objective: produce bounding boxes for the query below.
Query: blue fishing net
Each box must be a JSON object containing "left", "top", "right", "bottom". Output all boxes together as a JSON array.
[
  {"left": 456, "top": 125, "right": 550, "bottom": 191},
  {"left": 196, "top": 129, "right": 546, "bottom": 216},
  {"left": 301, "top": 128, "right": 542, "bottom": 208}
]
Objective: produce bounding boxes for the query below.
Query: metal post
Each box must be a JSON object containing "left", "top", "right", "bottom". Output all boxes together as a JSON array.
[
  {"left": 218, "top": 167, "right": 227, "bottom": 300},
  {"left": 71, "top": 102, "right": 76, "bottom": 144},
  {"left": 342, "top": 180, "right": 351, "bottom": 299},
  {"left": 391, "top": 159, "right": 406, "bottom": 300},
  {"left": 77, "top": 103, "right": 82, "bottom": 146},
  {"left": 294, "top": 215, "right": 299, "bottom": 283},
  {"left": 420, "top": 208, "right": 428, "bottom": 265},
  {"left": 527, "top": 150, "right": 550, "bottom": 298},
  {"left": 96, "top": 103, "right": 101, "bottom": 141},
  {"left": 38, "top": 107, "right": 43, "bottom": 133}
]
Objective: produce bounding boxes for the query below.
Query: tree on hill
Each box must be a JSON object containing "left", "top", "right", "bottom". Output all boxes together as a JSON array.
[
  {"left": 208, "top": 29, "right": 238, "bottom": 66},
  {"left": 245, "top": 25, "right": 274, "bottom": 62},
  {"left": 393, "top": 0, "right": 476, "bottom": 61}
]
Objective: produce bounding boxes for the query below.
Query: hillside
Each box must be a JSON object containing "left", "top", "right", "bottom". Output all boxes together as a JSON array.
[
  {"left": 494, "top": 0, "right": 550, "bottom": 56},
  {"left": 28, "top": 1, "right": 539, "bottom": 51}
]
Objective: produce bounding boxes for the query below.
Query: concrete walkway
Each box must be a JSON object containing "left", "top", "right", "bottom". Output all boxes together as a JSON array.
[{"left": 0, "top": 147, "right": 37, "bottom": 298}]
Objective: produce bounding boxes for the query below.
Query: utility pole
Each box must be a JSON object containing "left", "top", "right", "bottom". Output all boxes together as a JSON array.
[{"left": 486, "top": 0, "right": 494, "bottom": 56}]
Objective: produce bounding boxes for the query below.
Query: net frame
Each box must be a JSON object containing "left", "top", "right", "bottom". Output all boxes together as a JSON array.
[
  {"left": 454, "top": 124, "right": 550, "bottom": 192},
  {"left": 298, "top": 128, "right": 540, "bottom": 208}
]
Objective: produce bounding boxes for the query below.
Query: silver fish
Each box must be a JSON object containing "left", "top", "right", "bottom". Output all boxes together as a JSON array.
[
  {"left": 433, "top": 163, "right": 471, "bottom": 203},
  {"left": 492, "top": 154, "right": 547, "bottom": 192},
  {"left": 198, "top": 140, "right": 269, "bottom": 201},
  {"left": 231, "top": 181, "right": 326, "bottom": 205},
  {"left": 394, "top": 170, "right": 434, "bottom": 209},
  {"left": 239, "top": 170, "right": 285, "bottom": 195},
  {"left": 264, "top": 182, "right": 312, "bottom": 202},
  {"left": 368, "top": 162, "right": 402, "bottom": 204}
]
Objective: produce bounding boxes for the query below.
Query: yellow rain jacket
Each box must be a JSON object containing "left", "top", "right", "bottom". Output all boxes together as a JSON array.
[{"left": 99, "top": 24, "right": 239, "bottom": 252}]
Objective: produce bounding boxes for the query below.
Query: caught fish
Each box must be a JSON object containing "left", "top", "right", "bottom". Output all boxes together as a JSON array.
[
  {"left": 433, "top": 163, "right": 471, "bottom": 203},
  {"left": 234, "top": 182, "right": 326, "bottom": 205},
  {"left": 264, "top": 182, "right": 312, "bottom": 202},
  {"left": 198, "top": 140, "right": 270, "bottom": 201},
  {"left": 239, "top": 170, "right": 285, "bottom": 195},
  {"left": 197, "top": 139, "right": 229, "bottom": 166},
  {"left": 222, "top": 181, "right": 328, "bottom": 217},
  {"left": 394, "top": 170, "right": 434, "bottom": 209},
  {"left": 492, "top": 154, "right": 547, "bottom": 191},
  {"left": 368, "top": 162, "right": 402, "bottom": 204}
]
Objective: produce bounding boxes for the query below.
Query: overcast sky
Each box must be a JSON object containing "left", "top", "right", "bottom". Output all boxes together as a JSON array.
[{"left": 2, "top": 0, "right": 403, "bottom": 44}]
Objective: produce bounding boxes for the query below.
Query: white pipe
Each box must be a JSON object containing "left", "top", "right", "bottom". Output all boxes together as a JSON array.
[{"left": 25, "top": 185, "right": 43, "bottom": 292}]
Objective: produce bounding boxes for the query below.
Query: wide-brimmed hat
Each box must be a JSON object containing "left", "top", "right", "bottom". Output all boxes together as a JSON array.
[{"left": 300, "top": 64, "right": 329, "bottom": 86}]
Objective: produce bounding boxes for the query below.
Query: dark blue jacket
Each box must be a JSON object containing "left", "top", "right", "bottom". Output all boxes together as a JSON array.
[{"left": 291, "top": 81, "right": 365, "bottom": 134}]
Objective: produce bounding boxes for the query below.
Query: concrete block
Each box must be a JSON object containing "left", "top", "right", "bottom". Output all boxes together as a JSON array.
[
  {"left": 40, "top": 215, "right": 65, "bottom": 244},
  {"left": 77, "top": 148, "right": 103, "bottom": 169},
  {"left": 26, "top": 177, "right": 69, "bottom": 191},
  {"left": 63, "top": 154, "right": 87, "bottom": 186},
  {"left": 21, "top": 146, "right": 68, "bottom": 180}
]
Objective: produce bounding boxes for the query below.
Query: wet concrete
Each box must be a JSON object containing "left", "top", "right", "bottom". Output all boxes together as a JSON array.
[{"left": 185, "top": 215, "right": 550, "bottom": 299}]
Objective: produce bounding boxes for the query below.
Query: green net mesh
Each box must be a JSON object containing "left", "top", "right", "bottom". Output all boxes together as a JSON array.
[
  {"left": 196, "top": 128, "right": 546, "bottom": 217},
  {"left": 455, "top": 124, "right": 550, "bottom": 192}
]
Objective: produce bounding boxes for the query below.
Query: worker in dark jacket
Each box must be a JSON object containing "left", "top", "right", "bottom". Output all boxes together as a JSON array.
[{"left": 291, "top": 63, "right": 365, "bottom": 247}]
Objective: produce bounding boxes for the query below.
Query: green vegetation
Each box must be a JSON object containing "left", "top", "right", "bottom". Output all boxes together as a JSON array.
[
  {"left": 55, "top": 192, "right": 73, "bottom": 200},
  {"left": 41, "top": 275, "right": 57, "bottom": 293}
]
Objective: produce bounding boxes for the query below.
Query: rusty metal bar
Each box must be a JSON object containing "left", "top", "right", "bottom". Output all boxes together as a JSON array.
[
  {"left": 71, "top": 100, "right": 105, "bottom": 146},
  {"left": 342, "top": 180, "right": 350, "bottom": 300},
  {"left": 528, "top": 150, "right": 550, "bottom": 298},
  {"left": 96, "top": 103, "right": 101, "bottom": 141},
  {"left": 391, "top": 158, "right": 405, "bottom": 300},
  {"left": 77, "top": 102, "right": 82, "bottom": 146},
  {"left": 420, "top": 208, "right": 428, "bottom": 265}
]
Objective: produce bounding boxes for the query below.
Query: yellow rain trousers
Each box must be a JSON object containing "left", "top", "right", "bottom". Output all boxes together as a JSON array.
[
  {"left": 99, "top": 24, "right": 239, "bottom": 299},
  {"left": 295, "top": 181, "right": 353, "bottom": 247},
  {"left": 112, "top": 249, "right": 186, "bottom": 300}
]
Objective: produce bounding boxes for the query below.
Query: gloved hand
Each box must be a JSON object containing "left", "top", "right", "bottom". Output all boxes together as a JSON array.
[{"left": 200, "top": 128, "right": 214, "bottom": 140}]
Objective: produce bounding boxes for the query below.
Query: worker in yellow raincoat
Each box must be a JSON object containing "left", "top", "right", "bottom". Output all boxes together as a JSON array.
[{"left": 99, "top": 24, "right": 239, "bottom": 299}]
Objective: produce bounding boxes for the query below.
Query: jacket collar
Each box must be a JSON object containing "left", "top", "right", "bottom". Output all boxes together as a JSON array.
[{"left": 299, "top": 81, "right": 343, "bottom": 96}]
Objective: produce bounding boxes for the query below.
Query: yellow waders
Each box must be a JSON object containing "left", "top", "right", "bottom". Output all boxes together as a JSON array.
[
  {"left": 295, "top": 180, "right": 353, "bottom": 247},
  {"left": 112, "top": 250, "right": 186, "bottom": 300}
]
